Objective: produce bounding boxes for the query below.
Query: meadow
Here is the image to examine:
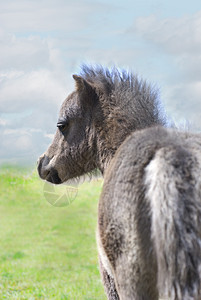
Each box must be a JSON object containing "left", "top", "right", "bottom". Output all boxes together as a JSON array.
[{"left": 0, "top": 166, "right": 106, "bottom": 299}]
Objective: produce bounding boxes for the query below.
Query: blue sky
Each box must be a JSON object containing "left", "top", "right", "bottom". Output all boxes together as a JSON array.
[{"left": 0, "top": 0, "right": 201, "bottom": 165}]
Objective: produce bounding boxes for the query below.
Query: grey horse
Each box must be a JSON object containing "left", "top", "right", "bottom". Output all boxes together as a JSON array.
[{"left": 38, "top": 65, "right": 201, "bottom": 300}]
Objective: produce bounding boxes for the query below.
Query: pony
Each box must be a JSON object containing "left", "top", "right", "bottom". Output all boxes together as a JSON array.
[{"left": 38, "top": 65, "right": 201, "bottom": 299}]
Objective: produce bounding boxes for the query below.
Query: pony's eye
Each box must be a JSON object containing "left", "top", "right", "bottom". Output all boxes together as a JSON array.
[{"left": 57, "top": 122, "right": 68, "bottom": 132}]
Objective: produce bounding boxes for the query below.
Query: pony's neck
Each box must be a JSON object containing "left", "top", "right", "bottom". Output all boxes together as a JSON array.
[{"left": 95, "top": 106, "right": 164, "bottom": 174}]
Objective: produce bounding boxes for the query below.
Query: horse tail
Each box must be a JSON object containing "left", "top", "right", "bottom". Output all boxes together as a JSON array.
[{"left": 145, "top": 145, "right": 201, "bottom": 299}]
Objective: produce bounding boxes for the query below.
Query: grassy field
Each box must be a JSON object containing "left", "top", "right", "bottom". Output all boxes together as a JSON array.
[{"left": 0, "top": 166, "right": 106, "bottom": 300}]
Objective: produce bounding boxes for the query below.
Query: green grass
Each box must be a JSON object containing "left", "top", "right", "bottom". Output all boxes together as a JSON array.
[{"left": 0, "top": 166, "right": 106, "bottom": 299}]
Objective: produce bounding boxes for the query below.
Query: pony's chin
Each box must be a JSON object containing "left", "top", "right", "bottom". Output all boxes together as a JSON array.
[{"left": 51, "top": 170, "right": 98, "bottom": 186}]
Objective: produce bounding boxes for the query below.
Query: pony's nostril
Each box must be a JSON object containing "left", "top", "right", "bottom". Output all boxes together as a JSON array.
[
  {"left": 37, "top": 155, "right": 51, "bottom": 179},
  {"left": 47, "top": 169, "right": 61, "bottom": 184},
  {"left": 37, "top": 155, "right": 61, "bottom": 184},
  {"left": 42, "top": 168, "right": 50, "bottom": 179},
  {"left": 42, "top": 155, "right": 50, "bottom": 167}
]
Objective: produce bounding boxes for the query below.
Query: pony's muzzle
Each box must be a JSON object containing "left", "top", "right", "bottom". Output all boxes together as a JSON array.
[{"left": 37, "top": 154, "right": 62, "bottom": 184}]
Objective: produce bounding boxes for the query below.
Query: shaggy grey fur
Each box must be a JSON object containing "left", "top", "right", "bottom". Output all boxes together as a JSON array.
[
  {"left": 38, "top": 65, "right": 201, "bottom": 299},
  {"left": 99, "top": 126, "right": 201, "bottom": 299}
]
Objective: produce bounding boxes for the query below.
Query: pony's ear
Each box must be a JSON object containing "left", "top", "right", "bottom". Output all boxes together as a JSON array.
[{"left": 72, "top": 75, "right": 93, "bottom": 93}]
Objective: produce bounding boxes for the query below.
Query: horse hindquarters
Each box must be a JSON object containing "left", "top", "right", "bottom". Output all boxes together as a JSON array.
[
  {"left": 145, "top": 146, "right": 201, "bottom": 300},
  {"left": 98, "top": 126, "right": 201, "bottom": 299}
]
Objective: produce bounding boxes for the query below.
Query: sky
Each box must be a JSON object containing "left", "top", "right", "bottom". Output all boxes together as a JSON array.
[{"left": 0, "top": 0, "right": 201, "bottom": 165}]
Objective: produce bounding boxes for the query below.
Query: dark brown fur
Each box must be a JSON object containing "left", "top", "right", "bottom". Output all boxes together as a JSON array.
[{"left": 38, "top": 65, "right": 201, "bottom": 299}]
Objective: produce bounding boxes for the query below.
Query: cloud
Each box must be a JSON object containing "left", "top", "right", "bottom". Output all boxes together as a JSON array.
[
  {"left": 0, "top": 118, "right": 7, "bottom": 126},
  {"left": 1, "top": 1, "right": 201, "bottom": 165},
  {"left": 163, "top": 80, "right": 201, "bottom": 128},
  {"left": 0, "top": 35, "right": 50, "bottom": 71},
  {"left": 0, "top": 127, "right": 51, "bottom": 165},
  {"left": 127, "top": 11, "right": 201, "bottom": 130},
  {"left": 0, "top": 0, "right": 119, "bottom": 164},
  {"left": 0, "top": 65, "right": 68, "bottom": 163},
  {"left": 0, "top": 33, "right": 70, "bottom": 163},
  {"left": 0, "top": 69, "right": 67, "bottom": 113},
  {"left": 0, "top": 0, "right": 108, "bottom": 33},
  {"left": 132, "top": 11, "right": 201, "bottom": 55}
]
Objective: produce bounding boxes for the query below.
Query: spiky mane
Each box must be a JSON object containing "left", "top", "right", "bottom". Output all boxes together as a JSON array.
[
  {"left": 80, "top": 64, "right": 133, "bottom": 92},
  {"left": 80, "top": 64, "right": 167, "bottom": 128}
]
